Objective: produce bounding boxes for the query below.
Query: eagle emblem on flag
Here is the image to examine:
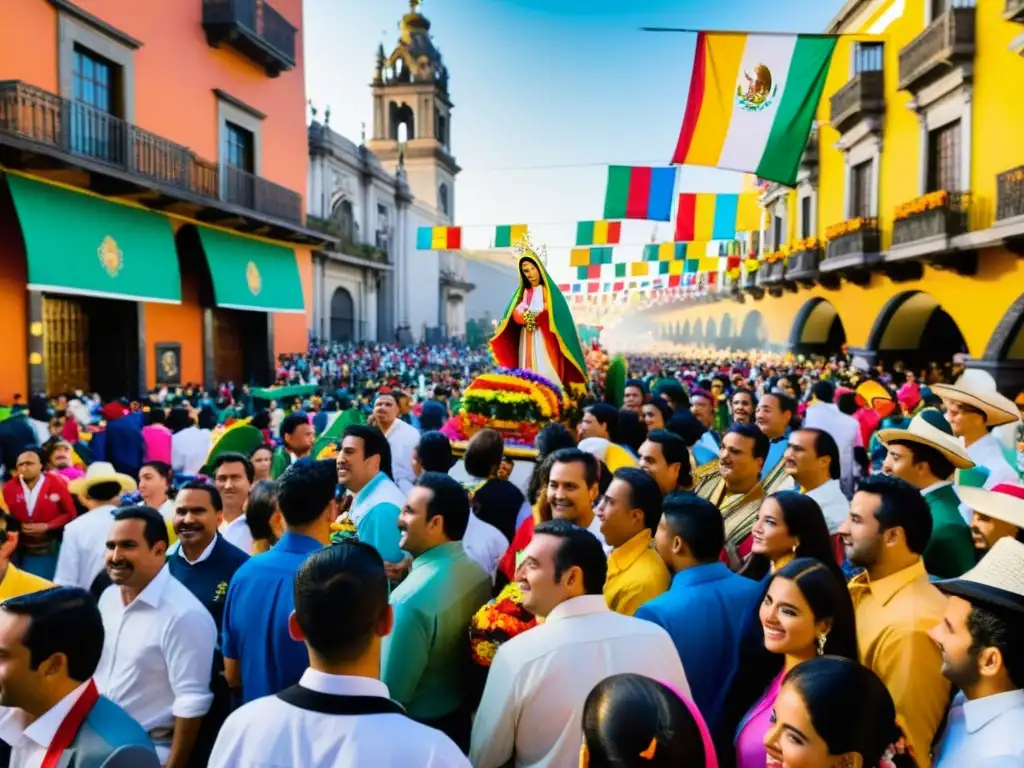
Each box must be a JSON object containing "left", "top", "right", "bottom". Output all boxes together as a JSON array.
[{"left": 736, "top": 64, "right": 777, "bottom": 112}]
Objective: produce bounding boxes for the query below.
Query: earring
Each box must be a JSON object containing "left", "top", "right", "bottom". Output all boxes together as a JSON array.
[{"left": 817, "top": 633, "right": 827, "bottom": 656}]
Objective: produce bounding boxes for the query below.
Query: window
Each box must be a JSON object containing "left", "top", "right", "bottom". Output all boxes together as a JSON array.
[
  {"left": 439, "top": 183, "right": 449, "bottom": 216},
  {"left": 927, "top": 121, "right": 961, "bottom": 192},
  {"left": 71, "top": 46, "right": 121, "bottom": 162},
  {"left": 376, "top": 204, "right": 390, "bottom": 251},
  {"left": 853, "top": 42, "right": 883, "bottom": 74},
  {"left": 850, "top": 160, "right": 873, "bottom": 219},
  {"left": 772, "top": 215, "right": 784, "bottom": 249},
  {"left": 930, "top": 0, "right": 947, "bottom": 19},
  {"left": 225, "top": 122, "right": 254, "bottom": 172},
  {"left": 437, "top": 113, "right": 448, "bottom": 148},
  {"left": 800, "top": 196, "right": 812, "bottom": 238}
]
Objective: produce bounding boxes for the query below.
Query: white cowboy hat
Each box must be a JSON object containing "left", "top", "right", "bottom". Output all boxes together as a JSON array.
[
  {"left": 931, "top": 369, "right": 1019, "bottom": 427},
  {"left": 937, "top": 537, "right": 1024, "bottom": 613},
  {"left": 577, "top": 437, "right": 639, "bottom": 474},
  {"left": 956, "top": 483, "right": 1024, "bottom": 531},
  {"left": 877, "top": 408, "right": 974, "bottom": 470},
  {"left": 67, "top": 461, "right": 137, "bottom": 498}
]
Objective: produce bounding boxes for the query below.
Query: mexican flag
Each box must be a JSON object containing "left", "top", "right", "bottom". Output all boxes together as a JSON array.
[{"left": 672, "top": 32, "right": 837, "bottom": 187}]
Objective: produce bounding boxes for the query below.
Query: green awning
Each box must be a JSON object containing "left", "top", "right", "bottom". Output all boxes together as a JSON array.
[
  {"left": 197, "top": 226, "right": 304, "bottom": 313},
  {"left": 6, "top": 174, "right": 181, "bottom": 303}
]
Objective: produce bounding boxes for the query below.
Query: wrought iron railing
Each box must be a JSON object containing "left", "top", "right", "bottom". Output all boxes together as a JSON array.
[
  {"left": 825, "top": 221, "right": 881, "bottom": 261},
  {"left": 758, "top": 260, "right": 786, "bottom": 284},
  {"left": 898, "top": 4, "right": 975, "bottom": 90},
  {"left": 202, "top": 0, "right": 297, "bottom": 67},
  {"left": 786, "top": 247, "right": 823, "bottom": 278},
  {"left": 891, "top": 191, "right": 970, "bottom": 246},
  {"left": 996, "top": 167, "right": 1024, "bottom": 222},
  {"left": 0, "top": 80, "right": 300, "bottom": 223},
  {"left": 829, "top": 70, "right": 884, "bottom": 134}
]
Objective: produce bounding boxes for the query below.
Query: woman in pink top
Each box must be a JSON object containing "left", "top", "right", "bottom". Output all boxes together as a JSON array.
[
  {"left": 731, "top": 558, "right": 858, "bottom": 768},
  {"left": 142, "top": 407, "right": 173, "bottom": 464}
]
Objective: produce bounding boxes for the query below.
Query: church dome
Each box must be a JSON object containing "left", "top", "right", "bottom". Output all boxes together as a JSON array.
[{"left": 381, "top": 0, "right": 448, "bottom": 93}]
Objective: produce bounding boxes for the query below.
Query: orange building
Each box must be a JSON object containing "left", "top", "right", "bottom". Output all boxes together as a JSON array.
[{"left": 0, "top": 0, "right": 329, "bottom": 400}]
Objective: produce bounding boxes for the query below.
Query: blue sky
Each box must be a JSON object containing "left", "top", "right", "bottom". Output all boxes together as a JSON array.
[{"left": 304, "top": 0, "right": 847, "bottom": 283}]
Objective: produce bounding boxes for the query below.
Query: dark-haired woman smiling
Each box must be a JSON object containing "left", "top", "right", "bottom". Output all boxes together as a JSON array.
[{"left": 742, "top": 491, "right": 840, "bottom": 582}]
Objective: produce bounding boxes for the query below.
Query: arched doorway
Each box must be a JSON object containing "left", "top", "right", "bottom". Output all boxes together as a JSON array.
[
  {"left": 977, "top": 293, "right": 1024, "bottom": 395},
  {"left": 790, "top": 298, "right": 847, "bottom": 357},
  {"left": 330, "top": 287, "right": 355, "bottom": 343},
  {"left": 682, "top": 319, "right": 692, "bottom": 341},
  {"left": 719, "top": 313, "right": 734, "bottom": 346},
  {"left": 738, "top": 310, "right": 768, "bottom": 350},
  {"left": 693, "top": 318, "right": 704, "bottom": 341},
  {"left": 706, "top": 318, "right": 718, "bottom": 346},
  {"left": 867, "top": 291, "right": 967, "bottom": 372}
]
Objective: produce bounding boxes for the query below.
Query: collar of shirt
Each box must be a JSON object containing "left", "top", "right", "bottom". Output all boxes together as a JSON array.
[
  {"left": 848, "top": 560, "right": 928, "bottom": 606},
  {"left": 275, "top": 532, "right": 324, "bottom": 555},
  {"left": 173, "top": 534, "right": 219, "bottom": 565},
  {"left": 220, "top": 514, "right": 248, "bottom": 535},
  {"left": 19, "top": 476, "right": 43, "bottom": 516},
  {"left": 545, "top": 594, "right": 609, "bottom": 624},
  {"left": 298, "top": 668, "right": 390, "bottom": 699},
  {"left": 802, "top": 478, "right": 841, "bottom": 497},
  {"left": 412, "top": 540, "right": 461, "bottom": 571},
  {"left": 127, "top": 564, "right": 173, "bottom": 609},
  {"left": 671, "top": 561, "right": 732, "bottom": 589},
  {"left": 961, "top": 689, "right": 1024, "bottom": 734},
  {"left": 21, "top": 680, "right": 92, "bottom": 749},
  {"left": 607, "top": 529, "right": 654, "bottom": 578},
  {"left": 921, "top": 480, "right": 953, "bottom": 497},
  {"left": 354, "top": 473, "right": 388, "bottom": 506}
]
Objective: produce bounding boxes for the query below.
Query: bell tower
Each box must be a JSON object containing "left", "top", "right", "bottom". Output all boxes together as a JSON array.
[{"left": 367, "top": 0, "right": 460, "bottom": 221}]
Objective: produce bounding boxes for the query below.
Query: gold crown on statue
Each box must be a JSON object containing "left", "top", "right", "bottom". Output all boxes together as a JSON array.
[{"left": 513, "top": 232, "right": 547, "bottom": 264}]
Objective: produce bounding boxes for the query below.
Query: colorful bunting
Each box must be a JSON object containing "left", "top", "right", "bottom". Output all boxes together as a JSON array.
[
  {"left": 576, "top": 265, "right": 602, "bottom": 280},
  {"left": 494, "top": 224, "right": 528, "bottom": 248},
  {"left": 674, "top": 193, "right": 760, "bottom": 242},
  {"left": 570, "top": 247, "right": 614, "bottom": 267},
  {"left": 416, "top": 226, "right": 462, "bottom": 250},
  {"left": 576, "top": 220, "right": 622, "bottom": 246},
  {"left": 603, "top": 166, "right": 676, "bottom": 221}
]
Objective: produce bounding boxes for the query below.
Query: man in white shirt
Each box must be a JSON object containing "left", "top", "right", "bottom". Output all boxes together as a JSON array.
[
  {"left": 55, "top": 462, "right": 137, "bottom": 596},
  {"left": 802, "top": 381, "right": 861, "bottom": 496},
  {"left": 96, "top": 506, "right": 217, "bottom": 768},
  {"left": 211, "top": 453, "right": 254, "bottom": 554},
  {"left": 209, "top": 541, "right": 469, "bottom": 768},
  {"left": 469, "top": 520, "right": 689, "bottom": 768},
  {"left": 930, "top": 538, "right": 1024, "bottom": 767},
  {"left": 374, "top": 392, "right": 420, "bottom": 495},
  {"left": 784, "top": 428, "right": 849, "bottom": 532}
]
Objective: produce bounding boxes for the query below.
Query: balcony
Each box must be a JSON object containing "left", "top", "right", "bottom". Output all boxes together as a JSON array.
[
  {"left": 997, "top": 167, "right": 1024, "bottom": 223},
  {"left": 758, "top": 259, "right": 786, "bottom": 286},
  {"left": 0, "top": 80, "right": 318, "bottom": 243},
  {"left": 887, "top": 191, "right": 975, "bottom": 275},
  {"left": 1006, "top": 0, "right": 1024, "bottom": 23},
  {"left": 821, "top": 219, "right": 882, "bottom": 285},
  {"left": 898, "top": 5, "right": 975, "bottom": 93},
  {"left": 785, "top": 243, "right": 827, "bottom": 286},
  {"left": 306, "top": 216, "right": 391, "bottom": 265},
  {"left": 830, "top": 70, "right": 885, "bottom": 136},
  {"left": 203, "top": 0, "right": 297, "bottom": 77}
]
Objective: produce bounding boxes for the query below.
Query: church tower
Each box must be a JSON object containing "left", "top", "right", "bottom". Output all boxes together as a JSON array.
[{"left": 367, "top": 0, "right": 460, "bottom": 221}]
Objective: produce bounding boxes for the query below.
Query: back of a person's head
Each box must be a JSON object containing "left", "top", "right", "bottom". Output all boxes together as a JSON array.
[
  {"left": 616, "top": 409, "right": 646, "bottom": 454},
  {"left": 856, "top": 474, "right": 933, "bottom": 555},
  {"left": 661, "top": 492, "right": 724, "bottom": 563},
  {"left": 655, "top": 380, "right": 689, "bottom": 411},
  {"left": 534, "top": 519, "right": 607, "bottom": 594},
  {"left": 582, "top": 674, "right": 712, "bottom": 768},
  {"left": 344, "top": 424, "right": 393, "bottom": 480},
  {"left": 1, "top": 586, "right": 104, "bottom": 683},
  {"left": 784, "top": 656, "right": 906, "bottom": 768},
  {"left": 811, "top": 380, "right": 835, "bottom": 404},
  {"left": 465, "top": 428, "right": 505, "bottom": 478},
  {"left": 87, "top": 480, "right": 124, "bottom": 503},
  {"left": 293, "top": 542, "right": 389, "bottom": 664},
  {"left": 417, "top": 430, "right": 454, "bottom": 473},
  {"left": 536, "top": 422, "right": 577, "bottom": 458},
  {"left": 418, "top": 400, "right": 447, "bottom": 432},
  {"left": 246, "top": 479, "right": 279, "bottom": 540},
  {"left": 665, "top": 410, "right": 707, "bottom": 448},
  {"left": 277, "top": 459, "right": 338, "bottom": 528}
]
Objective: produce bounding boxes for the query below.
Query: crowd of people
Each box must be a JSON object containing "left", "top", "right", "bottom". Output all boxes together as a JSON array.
[{"left": 0, "top": 339, "right": 1020, "bottom": 767}]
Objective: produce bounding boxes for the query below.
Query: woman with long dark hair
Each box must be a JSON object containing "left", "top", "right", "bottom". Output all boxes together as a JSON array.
[
  {"left": 765, "top": 656, "right": 911, "bottom": 768},
  {"left": 727, "top": 558, "right": 858, "bottom": 768},
  {"left": 741, "top": 491, "right": 838, "bottom": 582}
]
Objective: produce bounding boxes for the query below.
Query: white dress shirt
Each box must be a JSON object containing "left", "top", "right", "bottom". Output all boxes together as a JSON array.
[
  {"left": 934, "top": 689, "right": 1024, "bottom": 767},
  {"left": 171, "top": 426, "right": 212, "bottom": 476},
  {"left": 96, "top": 566, "right": 216, "bottom": 763},
  {"left": 384, "top": 419, "right": 420, "bottom": 496},
  {"left": 469, "top": 594, "right": 689, "bottom": 768},
  {"left": 208, "top": 668, "right": 470, "bottom": 768},
  {"left": 0, "top": 680, "right": 91, "bottom": 767},
  {"left": 53, "top": 504, "right": 119, "bottom": 590},
  {"left": 462, "top": 513, "right": 509, "bottom": 581},
  {"left": 802, "top": 402, "right": 861, "bottom": 491},
  {"left": 219, "top": 514, "right": 254, "bottom": 555},
  {"left": 802, "top": 478, "right": 850, "bottom": 533}
]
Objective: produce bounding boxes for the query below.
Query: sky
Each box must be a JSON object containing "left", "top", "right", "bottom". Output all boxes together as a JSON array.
[{"left": 304, "top": 0, "right": 848, "bottom": 284}]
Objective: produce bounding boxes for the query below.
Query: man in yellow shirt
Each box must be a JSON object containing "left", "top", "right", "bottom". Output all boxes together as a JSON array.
[
  {"left": 595, "top": 468, "right": 669, "bottom": 615},
  {"left": 838, "top": 474, "right": 950, "bottom": 768},
  {"left": 0, "top": 514, "right": 53, "bottom": 602}
]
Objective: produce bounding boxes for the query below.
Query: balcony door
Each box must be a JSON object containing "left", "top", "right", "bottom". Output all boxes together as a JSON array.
[
  {"left": 71, "top": 46, "right": 123, "bottom": 164},
  {"left": 224, "top": 121, "right": 256, "bottom": 208}
]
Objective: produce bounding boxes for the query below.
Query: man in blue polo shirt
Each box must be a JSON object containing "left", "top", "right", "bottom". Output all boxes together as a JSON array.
[{"left": 221, "top": 459, "right": 337, "bottom": 703}]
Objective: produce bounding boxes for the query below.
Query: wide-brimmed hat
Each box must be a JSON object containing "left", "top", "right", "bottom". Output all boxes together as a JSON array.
[
  {"left": 932, "top": 370, "right": 1019, "bottom": 427},
  {"left": 877, "top": 408, "right": 974, "bottom": 470},
  {"left": 956, "top": 483, "right": 1024, "bottom": 531},
  {"left": 937, "top": 537, "right": 1024, "bottom": 613},
  {"left": 67, "top": 461, "right": 137, "bottom": 498},
  {"left": 201, "top": 424, "right": 266, "bottom": 476}
]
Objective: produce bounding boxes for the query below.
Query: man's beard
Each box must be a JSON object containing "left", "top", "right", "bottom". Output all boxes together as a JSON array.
[{"left": 942, "top": 649, "right": 982, "bottom": 691}]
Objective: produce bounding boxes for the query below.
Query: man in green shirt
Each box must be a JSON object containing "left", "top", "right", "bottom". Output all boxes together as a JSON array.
[
  {"left": 878, "top": 409, "right": 976, "bottom": 578},
  {"left": 381, "top": 472, "right": 491, "bottom": 750}
]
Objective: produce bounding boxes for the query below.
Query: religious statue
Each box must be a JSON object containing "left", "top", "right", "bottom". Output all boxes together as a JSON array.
[{"left": 489, "top": 237, "right": 588, "bottom": 393}]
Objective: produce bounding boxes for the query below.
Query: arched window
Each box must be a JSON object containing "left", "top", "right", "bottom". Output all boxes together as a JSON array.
[
  {"left": 390, "top": 103, "right": 415, "bottom": 142},
  {"left": 331, "top": 198, "right": 355, "bottom": 244},
  {"left": 438, "top": 183, "right": 449, "bottom": 216},
  {"left": 437, "top": 113, "right": 448, "bottom": 147},
  {"left": 330, "top": 287, "right": 355, "bottom": 343}
]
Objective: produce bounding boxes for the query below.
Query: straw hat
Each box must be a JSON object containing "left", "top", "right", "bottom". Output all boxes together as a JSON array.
[
  {"left": 877, "top": 408, "right": 974, "bottom": 470},
  {"left": 67, "top": 461, "right": 137, "bottom": 498},
  {"left": 937, "top": 537, "right": 1024, "bottom": 613},
  {"left": 932, "top": 369, "right": 1019, "bottom": 427},
  {"left": 956, "top": 483, "right": 1024, "bottom": 531}
]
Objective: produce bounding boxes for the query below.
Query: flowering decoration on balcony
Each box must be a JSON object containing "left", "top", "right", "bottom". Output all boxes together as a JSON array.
[
  {"left": 727, "top": 266, "right": 742, "bottom": 281},
  {"left": 824, "top": 217, "right": 876, "bottom": 242},
  {"left": 744, "top": 258, "right": 760, "bottom": 273},
  {"left": 791, "top": 235, "right": 821, "bottom": 252},
  {"left": 765, "top": 244, "right": 791, "bottom": 264},
  {"left": 894, "top": 190, "right": 967, "bottom": 221}
]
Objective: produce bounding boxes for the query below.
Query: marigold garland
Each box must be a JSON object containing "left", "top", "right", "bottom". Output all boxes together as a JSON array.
[
  {"left": 791, "top": 235, "right": 820, "bottom": 252},
  {"left": 894, "top": 190, "right": 965, "bottom": 221},
  {"left": 824, "top": 216, "right": 876, "bottom": 242}
]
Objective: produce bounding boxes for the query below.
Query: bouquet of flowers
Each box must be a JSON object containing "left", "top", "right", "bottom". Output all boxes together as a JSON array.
[{"left": 469, "top": 582, "right": 538, "bottom": 668}]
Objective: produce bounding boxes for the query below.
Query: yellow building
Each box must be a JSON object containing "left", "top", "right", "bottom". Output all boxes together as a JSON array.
[{"left": 638, "top": 0, "right": 1024, "bottom": 393}]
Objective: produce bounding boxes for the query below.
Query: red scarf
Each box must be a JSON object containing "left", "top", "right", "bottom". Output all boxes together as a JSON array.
[{"left": 42, "top": 679, "right": 99, "bottom": 768}]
